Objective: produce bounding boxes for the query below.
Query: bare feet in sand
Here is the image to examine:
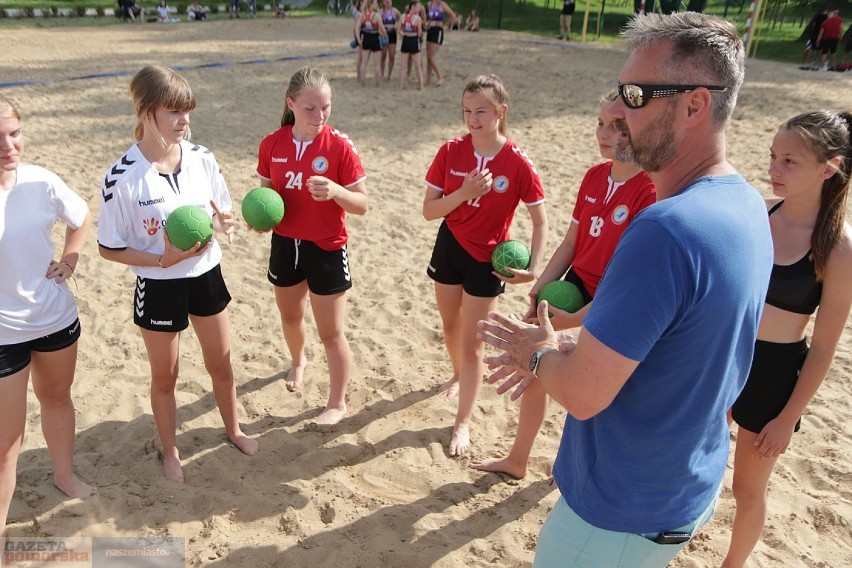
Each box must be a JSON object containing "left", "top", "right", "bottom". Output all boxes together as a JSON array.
[
  {"left": 230, "top": 432, "right": 259, "bottom": 456},
  {"left": 286, "top": 364, "right": 307, "bottom": 392},
  {"left": 314, "top": 404, "right": 347, "bottom": 425},
  {"left": 469, "top": 455, "right": 527, "bottom": 479},
  {"left": 53, "top": 474, "right": 96, "bottom": 498},
  {"left": 437, "top": 375, "right": 459, "bottom": 398},
  {"left": 162, "top": 449, "right": 184, "bottom": 483},
  {"left": 449, "top": 423, "right": 470, "bottom": 457}
]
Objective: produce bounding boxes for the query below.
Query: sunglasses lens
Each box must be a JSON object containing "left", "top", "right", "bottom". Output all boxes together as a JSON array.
[{"left": 621, "top": 84, "right": 645, "bottom": 109}]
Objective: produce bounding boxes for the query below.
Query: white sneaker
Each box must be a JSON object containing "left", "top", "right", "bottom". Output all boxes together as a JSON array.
[{"left": 822, "top": 63, "right": 829, "bottom": 71}]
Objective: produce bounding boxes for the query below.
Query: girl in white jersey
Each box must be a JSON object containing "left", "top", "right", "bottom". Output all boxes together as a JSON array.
[
  {"left": 255, "top": 67, "right": 368, "bottom": 425},
  {"left": 97, "top": 66, "right": 258, "bottom": 483},
  {"left": 0, "top": 95, "right": 94, "bottom": 534},
  {"left": 423, "top": 75, "right": 548, "bottom": 456}
]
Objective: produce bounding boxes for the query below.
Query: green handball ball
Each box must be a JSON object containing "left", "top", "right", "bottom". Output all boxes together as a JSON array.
[
  {"left": 242, "top": 187, "right": 285, "bottom": 231},
  {"left": 166, "top": 205, "right": 214, "bottom": 251},
  {"left": 491, "top": 240, "right": 531, "bottom": 277},
  {"left": 537, "top": 280, "right": 585, "bottom": 317}
]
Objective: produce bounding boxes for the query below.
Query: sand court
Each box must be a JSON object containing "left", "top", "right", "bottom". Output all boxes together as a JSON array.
[{"left": 2, "top": 16, "right": 851, "bottom": 567}]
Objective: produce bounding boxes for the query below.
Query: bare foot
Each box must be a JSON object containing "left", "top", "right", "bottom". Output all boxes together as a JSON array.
[
  {"left": 53, "top": 474, "right": 96, "bottom": 498},
  {"left": 469, "top": 455, "right": 527, "bottom": 479},
  {"left": 448, "top": 423, "right": 470, "bottom": 457},
  {"left": 230, "top": 432, "right": 259, "bottom": 456},
  {"left": 162, "top": 450, "right": 184, "bottom": 483},
  {"left": 315, "top": 404, "right": 347, "bottom": 425},
  {"left": 435, "top": 78, "right": 443, "bottom": 87},
  {"left": 436, "top": 375, "right": 459, "bottom": 398},
  {"left": 285, "top": 364, "right": 306, "bottom": 392}
]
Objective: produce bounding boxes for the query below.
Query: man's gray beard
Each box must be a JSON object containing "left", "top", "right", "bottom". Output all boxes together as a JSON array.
[{"left": 612, "top": 138, "right": 635, "bottom": 164}]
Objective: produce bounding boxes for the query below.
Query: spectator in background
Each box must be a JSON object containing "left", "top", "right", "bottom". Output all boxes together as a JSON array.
[
  {"left": 156, "top": 0, "right": 178, "bottom": 22},
  {"left": 187, "top": 0, "right": 209, "bottom": 20},
  {"left": 818, "top": 7, "right": 844, "bottom": 70},
  {"left": 465, "top": 9, "right": 479, "bottom": 31},
  {"left": 802, "top": 5, "right": 830, "bottom": 68},
  {"left": 119, "top": 0, "right": 146, "bottom": 22}
]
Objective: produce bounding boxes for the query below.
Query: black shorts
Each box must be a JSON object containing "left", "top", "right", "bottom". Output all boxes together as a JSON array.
[
  {"left": 563, "top": 268, "right": 593, "bottom": 305},
  {"left": 401, "top": 35, "right": 421, "bottom": 53},
  {"left": 820, "top": 38, "right": 839, "bottom": 54},
  {"left": 427, "top": 221, "right": 504, "bottom": 298},
  {"left": 731, "top": 339, "right": 808, "bottom": 434},
  {"left": 0, "top": 319, "right": 81, "bottom": 378},
  {"left": 427, "top": 26, "right": 444, "bottom": 45},
  {"left": 361, "top": 32, "right": 382, "bottom": 52},
  {"left": 268, "top": 233, "right": 353, "bottom": 295},
  {"left": 386, "top": 29, "right": 397, "bottom": 45},
  {"left": 134, "top": 265, "right": 231, "bottom": 332}
]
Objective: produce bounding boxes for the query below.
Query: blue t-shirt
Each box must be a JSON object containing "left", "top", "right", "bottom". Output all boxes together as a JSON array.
[{"left": 553, "top": 174, "right": 773, "bottom": 534}]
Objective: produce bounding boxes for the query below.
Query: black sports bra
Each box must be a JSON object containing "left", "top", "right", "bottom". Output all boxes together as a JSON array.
[{"left": 764, "top": 201, "right": 822, "bottom": 315}]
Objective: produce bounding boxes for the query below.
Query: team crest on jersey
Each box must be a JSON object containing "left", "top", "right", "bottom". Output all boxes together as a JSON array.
[
  {"left": 493, "top": 176, "right": 510, "bottom": 193},
  {"left": 312, "top": 156, "right": 329, "bottom": 174},
  {"left": 612, "top": 205, "right": 629, "bottom": 225},
  {"left": 143, "top": 217, "right": 161, "bottom": 235}
]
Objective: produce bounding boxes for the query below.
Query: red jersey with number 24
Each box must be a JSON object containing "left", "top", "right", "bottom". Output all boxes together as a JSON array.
[
  {"left": 425, "top": 135, "right": 545, "bottom": 262},
  {"left": 257, "top": 125, "right": 366, "bottom": 251}
]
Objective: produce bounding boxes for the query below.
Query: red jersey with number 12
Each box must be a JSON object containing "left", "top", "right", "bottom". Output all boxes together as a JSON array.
[
  {"left": 425, "top": 135, "right": 545, "bottom": 262},
  {"left": 570, "top": 162, "right": 656, "bottom": 296},
  {"left": 257, "top": 125, "right": 366, "bottom": 251}
]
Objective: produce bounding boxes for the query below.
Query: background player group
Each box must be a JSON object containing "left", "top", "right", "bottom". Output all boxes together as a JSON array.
[{"left": 2, "top": 13, "right": 851, "bottom": 568}]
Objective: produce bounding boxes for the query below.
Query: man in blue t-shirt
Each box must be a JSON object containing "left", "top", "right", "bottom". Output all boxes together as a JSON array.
[{"left": 478, "top": 12, "right": 773, "bottom": 568}]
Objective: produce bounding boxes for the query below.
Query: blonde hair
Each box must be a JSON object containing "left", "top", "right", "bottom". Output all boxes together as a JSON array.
[
  {"left": 280, "top": 66, "right": 332, "bottom": 127},
  {"left": 463, "top": 74, "right": 510, "bottom": 135},
  {"left": 0, "top": 94, "right": 21, "bottom": 120},
  {"left": 129, "top": 65, "right": 196, "bottom": 142}
]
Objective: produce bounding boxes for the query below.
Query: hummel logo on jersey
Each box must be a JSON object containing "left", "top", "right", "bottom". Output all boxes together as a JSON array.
[
  {"left": 450, "top": 169, "right": 467, "bottom": 177},
  {"left": 139, "top": 197, "right": 165, "bottom": 207},
  {"left": 585, "top": 196, "right": 597, "bottom": 204},
  {"left": 102, "top": 154, "right": 136, "bottom": 202},
  {"left": 143, "top": 218, "right": 161, "bottom": 236},
  {"left": 272, "top": 157, "right": 289, "bottom": 163}
]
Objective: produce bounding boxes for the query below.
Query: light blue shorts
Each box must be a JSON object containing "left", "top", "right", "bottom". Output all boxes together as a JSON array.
[{"left": 533, "top": 493, "right": 718, "bottom": 568}]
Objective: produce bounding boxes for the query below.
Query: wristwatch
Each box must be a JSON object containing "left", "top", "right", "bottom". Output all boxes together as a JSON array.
[{"left": 528, "top": 347, "right": 557, "bottom": 377}]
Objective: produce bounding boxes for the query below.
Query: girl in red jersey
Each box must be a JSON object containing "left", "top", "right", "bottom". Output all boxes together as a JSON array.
[
  {"left": 256, "top": 67, "right": 368, "bottom": 425},
  {"left": 398, "top": 0, "right": 424, "bottom": 90},
  {"left": 424, "top": 75, "right": 548, "bottom": 456},
  {"left": 470, "top": 91, "right": 656, "bottom": 478}
]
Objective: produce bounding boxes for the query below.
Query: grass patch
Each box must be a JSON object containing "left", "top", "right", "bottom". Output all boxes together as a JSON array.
[{"left": 2, "top": 0, "right": 848, "bottom": 63}]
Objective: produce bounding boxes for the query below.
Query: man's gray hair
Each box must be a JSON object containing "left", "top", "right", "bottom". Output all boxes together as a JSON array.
[{"left": 621, "top": 12, "right": 744, "bottom": 124}]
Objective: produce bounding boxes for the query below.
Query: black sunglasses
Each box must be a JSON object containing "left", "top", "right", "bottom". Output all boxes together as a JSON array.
[{"left": 617, "top": 83, "right": 728, "bottom": 109}]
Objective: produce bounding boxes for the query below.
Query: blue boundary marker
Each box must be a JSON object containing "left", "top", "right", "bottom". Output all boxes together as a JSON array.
[{"left": 0, "top": 49, "right": 351, "bottom": 90}]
